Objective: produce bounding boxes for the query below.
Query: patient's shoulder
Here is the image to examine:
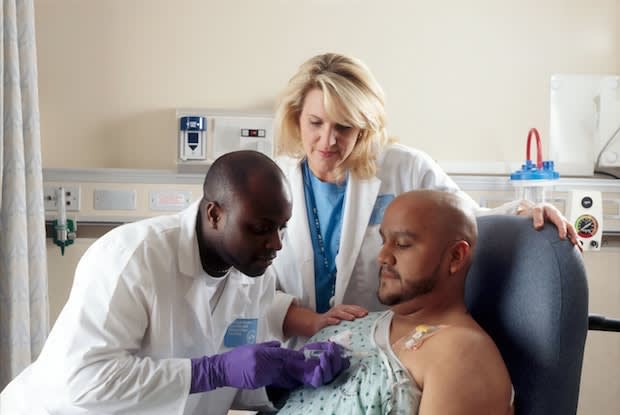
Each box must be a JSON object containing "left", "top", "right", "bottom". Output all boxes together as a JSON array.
[
  {"left": 427, "top": 323, "right": 503, "bottom": 361},
  {"left": 396, "top": 321, "right": 513, "bottom": 411},
  {"left": 398, "top": 321, "right": 506, "bottom": 373}
]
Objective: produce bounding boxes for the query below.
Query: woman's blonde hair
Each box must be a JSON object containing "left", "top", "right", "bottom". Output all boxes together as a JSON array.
[{"left": 274, "top": 53, "right": 392, "bottom": 180}]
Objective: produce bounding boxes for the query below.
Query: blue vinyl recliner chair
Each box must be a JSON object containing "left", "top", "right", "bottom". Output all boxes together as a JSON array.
[{"left": 465, "top": 215, "right": 589, "bottom": 415}]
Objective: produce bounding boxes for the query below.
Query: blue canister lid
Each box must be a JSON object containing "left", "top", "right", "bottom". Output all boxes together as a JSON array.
[
  {"left": 179, "top": 116, "right": 206, "bottom": 131},
  {"left": 510, "top": 159, "right": 560, "bottom": 181}
]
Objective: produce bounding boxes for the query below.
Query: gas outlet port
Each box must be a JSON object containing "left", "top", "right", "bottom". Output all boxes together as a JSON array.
[{"left": 44, "top": 185, "right": 80, "bottom": 211}]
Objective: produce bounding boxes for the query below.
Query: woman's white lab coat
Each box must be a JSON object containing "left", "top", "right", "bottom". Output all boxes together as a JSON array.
[
  {"left": 0, "top": 201, "right": 281, "bottom": 415},
  {"left": 269, "top": 143, "right": 519, "bottom": 323}
]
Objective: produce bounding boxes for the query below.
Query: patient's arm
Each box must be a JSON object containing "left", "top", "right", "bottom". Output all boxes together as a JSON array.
[{"left": 398, "top": 326, "right": 513, "bottom": 415}]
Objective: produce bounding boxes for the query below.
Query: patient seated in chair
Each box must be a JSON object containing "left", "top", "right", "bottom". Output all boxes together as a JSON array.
[{"left": 277, "top": 190, "right": 514, "bottom": 415}]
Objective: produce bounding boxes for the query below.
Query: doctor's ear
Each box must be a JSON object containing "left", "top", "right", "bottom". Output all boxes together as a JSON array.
[{"left": 205, "top": 201, "right": 223, "bottom": 229}]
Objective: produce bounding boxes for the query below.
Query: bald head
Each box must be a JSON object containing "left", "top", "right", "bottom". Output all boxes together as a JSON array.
[
  {"left": 197, "top": 150, "right": 292, "bottom": 278},
  {"left": 391, "top": 190, "right": 478, "bottom": 249},
  {"left": 203, "top": 150, "right": 290, "bottom": 207}
]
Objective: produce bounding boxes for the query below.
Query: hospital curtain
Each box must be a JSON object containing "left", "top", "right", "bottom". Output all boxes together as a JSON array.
[{"left": 0, "top": 0, "right": 48, "bottom": 390}]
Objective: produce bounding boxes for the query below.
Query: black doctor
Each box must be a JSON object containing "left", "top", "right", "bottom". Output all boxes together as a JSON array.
[{"left": 0, "top": 150, "right": 349, "bottom": 415}]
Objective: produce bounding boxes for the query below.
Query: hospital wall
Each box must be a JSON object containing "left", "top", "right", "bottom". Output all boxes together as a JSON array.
[
  {"left": 35, "top": 0, "right": 619, "bottom": 172},
  {"left": 36, "top": 1, "right": 620, "bottom": 414}
]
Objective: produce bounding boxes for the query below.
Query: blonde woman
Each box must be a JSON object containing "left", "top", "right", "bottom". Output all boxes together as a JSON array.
[{"left": 267, "top": 53, "right": 576, "bottom": 342}]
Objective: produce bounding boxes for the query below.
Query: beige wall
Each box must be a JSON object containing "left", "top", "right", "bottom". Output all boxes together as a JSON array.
[{"left": 35, "top": 0, "right": 619, "bottom": 171}]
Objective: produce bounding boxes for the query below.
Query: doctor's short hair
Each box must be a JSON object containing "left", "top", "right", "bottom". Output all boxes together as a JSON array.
[
  {"left": 274, "top": 53, "right": 393, "bottom": 181},
  {"left": 202, "top": 150, "right": 285, "bottom": 206}
]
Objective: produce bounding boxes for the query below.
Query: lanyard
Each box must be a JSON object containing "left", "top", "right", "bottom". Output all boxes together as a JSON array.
[{"left": 302, "top": 160, "right": 345, "bottom": 313}]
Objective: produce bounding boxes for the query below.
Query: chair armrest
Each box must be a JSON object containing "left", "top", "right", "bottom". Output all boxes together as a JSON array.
[{"left": 589, "top": 314, "right": 620, "bottom": 332}]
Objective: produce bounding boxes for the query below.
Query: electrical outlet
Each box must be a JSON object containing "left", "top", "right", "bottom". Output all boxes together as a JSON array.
[{"left": 44, "top": 185, "right": 80, "bottom": 211}]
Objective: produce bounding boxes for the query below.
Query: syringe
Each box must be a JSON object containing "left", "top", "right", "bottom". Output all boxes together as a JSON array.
[{"left": 303, "top": 348, "right": 373, "bottom": 360}]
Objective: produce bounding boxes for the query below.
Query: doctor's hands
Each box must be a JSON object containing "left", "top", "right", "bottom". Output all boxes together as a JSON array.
[
  {"left": 190, "top": 340, "right": 349, "bottom": 393},
  {"left": 288, "top": 342, "right": 350, "bottom": 387},
  {"left": 190, "top": 341, "right": 301, "bottom": 392},
  {"left": 283, "top": 301, "right": 368, "bottom": 338},
  {"left": 317, "top": 304, "right": 368, "bottom": 333},
  {"left": 517, "top": 200, "right": 580, "bottom": 249}
]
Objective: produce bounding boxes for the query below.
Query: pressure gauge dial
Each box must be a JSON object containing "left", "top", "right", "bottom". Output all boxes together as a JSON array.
[{"left": 575, "top": 214, "right": 599, "bottom": 239}]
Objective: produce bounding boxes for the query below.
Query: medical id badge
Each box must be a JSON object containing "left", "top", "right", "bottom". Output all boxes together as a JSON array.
[
  {"left": 223, "top": 318, "right": 258, "bottom": 348},
  {"left": 369, "top": 194, "right": 395, "bottom": 225}
]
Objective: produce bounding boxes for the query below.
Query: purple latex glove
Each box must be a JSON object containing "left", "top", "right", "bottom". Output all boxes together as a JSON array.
[
  {"left": 290, "top": 341, "right": 351, "bottom": 388},
  {"left": 190, "top": 340, "right": 305, "bottom": 393}
]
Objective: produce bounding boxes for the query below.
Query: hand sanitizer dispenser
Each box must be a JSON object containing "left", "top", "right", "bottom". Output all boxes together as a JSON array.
[
  {"left": 179, "top": 116, "right": 206, "bottom": 161},
  {"left": 176, "top": 109, "right": 275, "bottom": 173}
]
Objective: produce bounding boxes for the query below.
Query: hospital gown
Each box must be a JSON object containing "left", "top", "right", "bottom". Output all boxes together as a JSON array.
[{"left": 277, "top": 311, "right": 420, "bottom": 415}]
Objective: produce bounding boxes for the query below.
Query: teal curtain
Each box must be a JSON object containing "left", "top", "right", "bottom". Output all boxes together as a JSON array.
[{"left": 0, "top": 0, "right": 48, "bottom": 389}]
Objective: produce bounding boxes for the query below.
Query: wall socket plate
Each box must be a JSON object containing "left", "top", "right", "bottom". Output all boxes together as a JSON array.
[{"left": 44, "top": 185, "right": 80, "bottom": 211}]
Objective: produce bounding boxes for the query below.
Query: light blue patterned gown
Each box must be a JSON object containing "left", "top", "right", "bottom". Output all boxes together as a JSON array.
[{"left": 277, "top": 311, "right": 421, "bottom": 415}]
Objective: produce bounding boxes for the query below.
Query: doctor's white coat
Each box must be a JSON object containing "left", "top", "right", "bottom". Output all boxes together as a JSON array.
[
  {"left": 0, "top": 201, "right": 284, "bottom": 415},
  {"left": 269, "top": 144, "right": 519, "bottom": 326}
]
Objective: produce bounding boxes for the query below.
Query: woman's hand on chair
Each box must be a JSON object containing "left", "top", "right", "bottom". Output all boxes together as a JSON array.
[{"left": 517, "top": 201, "right": 581, "bottom": 250}]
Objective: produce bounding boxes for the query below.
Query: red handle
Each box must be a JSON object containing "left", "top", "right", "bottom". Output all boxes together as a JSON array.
[{"left": 526, "top": 128, "right": 543, "bottom": 169}]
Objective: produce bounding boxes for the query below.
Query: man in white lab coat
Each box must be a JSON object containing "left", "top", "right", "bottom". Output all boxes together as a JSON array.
[{"left": 0, "top": 150, "right": 348, "bottom": 415}]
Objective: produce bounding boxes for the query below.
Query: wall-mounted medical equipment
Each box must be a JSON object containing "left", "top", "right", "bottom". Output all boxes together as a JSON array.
[
  {"left": 176, "top": 110, "right": 274, "bottom": 173},
  {"left": 52, "top": 187, "right": 76, "bottom": 255},
  {"left": 566, "top": 190, "right": 603, "bottom": 251},
  {"left": 179, "top": 116, "right": 207, "bottom": 161},
  {"left": 549, "top": 74, "right": 620, "bottom": 177},
  {"left": 510, "top": 128, "right": 559, "bottom": 203}
]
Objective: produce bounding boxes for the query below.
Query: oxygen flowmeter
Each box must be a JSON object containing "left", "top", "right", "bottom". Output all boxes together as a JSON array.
[
  {"left": 179, "top": 116, "right": 206, "bottom": 161},
  {"left": 52, "top": 187, "right": 76, "bottom": 255}
]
